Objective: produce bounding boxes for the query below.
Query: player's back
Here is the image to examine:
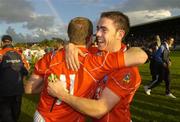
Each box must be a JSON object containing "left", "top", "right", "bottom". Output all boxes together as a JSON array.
[{"left": 35, "top": 49, "right": 85, "bottom": 122}]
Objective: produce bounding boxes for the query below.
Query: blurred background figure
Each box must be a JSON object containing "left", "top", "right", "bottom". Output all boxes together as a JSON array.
[
  {"left": 0, "top": 35, "right": 29, "bottom": 122},
  {"left": 147, "top": 35, "right": 161, "bottom": 88},
  {"left": 155, "top": 35, "right": 161, "bottom": 47},
  {"left": 144, "top": 37, "right": 176, "bottom": 98}
]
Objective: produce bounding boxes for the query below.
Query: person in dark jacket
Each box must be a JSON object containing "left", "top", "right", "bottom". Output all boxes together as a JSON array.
[
  {"left": 144, "top": 37, "right": 176, "bottom": 98},
  {"left": 145, "top": 36, "right": 160, "bottom": 82},
  {"left": 0, "top": 35, "right": 29, "bottom": 122}
]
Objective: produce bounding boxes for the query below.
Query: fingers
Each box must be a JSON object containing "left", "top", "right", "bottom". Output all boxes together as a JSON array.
[
  {"left": 65, "top": 47, "right": 79, "bottom": 71},
  {"left": 64, "top": 43, "right": 87, "bottom": 71},
  {"left": 66, "top": 55, "right": 78, "bottom": 71},
  {"left": 48, "top": 74, "right": 58, "bottom": 83},
  {"left": 73, "top": 49, "right": 80, "bottom": 71},
  {"left": 65, "top": 43, "right": 77, "bottom": 71},
  {"left": 47, "top": 80, "right": 69, "bottom": 99},
  {"left": 66, "top": 56, "right": 75, "bottom": 70},
  {"left": 68, "top": 48, "right": 86, "bottom": 71},
  {"left": 78, "top": 49, "right": 86, "bottom": 57},
  {"left": 70, "top": 53, "right": 78, "bottom": 71},
  {"left": 65, "top": 58, "right": 70, "bottom": 69},
  {"left": 47, "top": 85, "right": 55, "bottom": 97}
]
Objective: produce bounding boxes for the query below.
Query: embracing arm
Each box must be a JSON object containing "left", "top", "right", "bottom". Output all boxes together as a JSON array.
[
  {"left": 48, "top": 81, "right": 119, "bottom": 119},
  {"left": 124, "top": 47, "right": 148, "bottom": 66},
  {"left": 65, "top": 43, "right": 148, "bottom": 70},
  {"left": 63, "top": 88, "right": 119, "bottom": 119},
  {"left": 24, "top": 73, "right": 44, "bottom": 94}
]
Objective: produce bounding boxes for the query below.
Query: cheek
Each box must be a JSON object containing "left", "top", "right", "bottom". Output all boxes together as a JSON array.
[
  {"left": 107, "top": 34, "right": 115, "bottom": 44},
  {"left": 105, "top": 33, "right": 111, "bottom": 42}
]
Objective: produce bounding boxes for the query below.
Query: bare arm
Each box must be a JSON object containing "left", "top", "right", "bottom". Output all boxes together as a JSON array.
[
  {"left": 24, "top": 73, "right": 44, "bottom": 94},
  {"left": 124, "top": 47, "right": 148, "bottom": 66},
  {"left": 48, "top": 81, "right": 119, "bottom": 119},
  {"left": 65, "top": 44, "right": 147, "bottom": 70}
]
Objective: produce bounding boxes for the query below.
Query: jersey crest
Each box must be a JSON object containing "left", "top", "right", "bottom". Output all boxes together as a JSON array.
[{"left": 123, "top": 73, "right": 131, "bottom": 84}]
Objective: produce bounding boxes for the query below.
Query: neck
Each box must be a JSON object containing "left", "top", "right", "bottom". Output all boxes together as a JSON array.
[
  {"left": 108, "top": 41, "right": 121, "bottom": 52},
  {"left": 2, "top": 44, "right": 13, "bottom": 49}
]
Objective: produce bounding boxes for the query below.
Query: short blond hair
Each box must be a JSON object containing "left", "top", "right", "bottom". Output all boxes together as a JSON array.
[{"left": 68, "top": 17, "right": 93, "bottom": 45}]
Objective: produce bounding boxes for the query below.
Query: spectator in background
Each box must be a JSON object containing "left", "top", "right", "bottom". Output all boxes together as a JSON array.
[
  {"left": 145, "top": 36, "right": 161, "bottom": 88},
  {"left": 155, "top": 34, "right": 161, "bottom": 47},
  {"left": 0, "top": 35, "right": 29, "bottom": 122},
  {"left": 144, "top": 37, "right": 176, "bottom": 98},
  {"left": 44, "top": 46, "right": 54, "bottom": 53},
  {"left": 23, "top": 47, "right": 32, "bottom": 62},
  {"left": 173, "top": 40, "right": 176, "bottom": 50}
]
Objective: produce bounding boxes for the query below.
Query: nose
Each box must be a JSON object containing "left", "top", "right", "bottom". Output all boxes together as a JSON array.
[{"left": 96, "top": 29, "right": 101, "bottom": 37}]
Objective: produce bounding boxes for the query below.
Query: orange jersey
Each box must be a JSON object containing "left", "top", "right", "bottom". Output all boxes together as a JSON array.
[
  {"left": 34, "top": 48, "right": 125, "bottom": 122},
  {"left": 93, "top": 67, "right": 141, "bottom": 122},
  {"left": 0, "top": 47, "right": 29, "bottom": 70}
]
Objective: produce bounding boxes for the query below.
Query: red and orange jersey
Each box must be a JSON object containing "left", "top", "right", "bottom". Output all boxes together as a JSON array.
[
  {"left": 34, "top": 47, "right": 125, "bottom": 122},
  {"left": 93, "top": 66, "right": 141, "bottom": 122}
]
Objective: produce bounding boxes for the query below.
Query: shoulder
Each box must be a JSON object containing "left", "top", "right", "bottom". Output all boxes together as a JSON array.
[
  {"left": 39, "top": 49, "right": 65, "bottom": 65},
  {"left": 106, "top": 67, "right": 141, "bottom": 97},
  {"left": 111, "top": 66, "right": 139, "bottom": 78},
  {"left": 160, "top": 44, "right": 166, "bottom": 49},
  {"left": 108, "top": 67, "right": 141, "bottom": 87}
]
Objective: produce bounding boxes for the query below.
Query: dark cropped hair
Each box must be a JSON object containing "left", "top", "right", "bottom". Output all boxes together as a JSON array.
[
  {"left": 1, "top": 35, "right": 12, "bottom": 42},
  {"left": 100, "top": 11, "right": 130, "bottom": 35}
]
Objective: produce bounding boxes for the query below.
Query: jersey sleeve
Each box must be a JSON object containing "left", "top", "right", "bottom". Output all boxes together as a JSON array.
[
  {"left": 95, "top": 51, "right": 125, "bottom": 70},
  {"left": 106, "top": 67, "right": 141, "bottom": 98},
  {"left": 34, "top": 53, "right": 52, "bottom": 76}
]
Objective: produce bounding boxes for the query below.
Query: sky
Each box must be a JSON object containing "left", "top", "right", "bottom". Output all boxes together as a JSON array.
[{"left": 0, "top": 0, "right": 180, "bottom": 42}]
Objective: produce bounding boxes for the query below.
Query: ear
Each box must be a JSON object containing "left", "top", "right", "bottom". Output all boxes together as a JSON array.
[
  {"left": 86, "top": 35, "right": 93, "bottom": 48},
  {"left": 116, "top": 29, "right": 125, "bottom": 40}
]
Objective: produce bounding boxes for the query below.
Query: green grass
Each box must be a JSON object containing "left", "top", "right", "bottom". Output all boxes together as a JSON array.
[
  {"left": 19, "top": 51, "right": 180, "bottom": 122},
  {"left": 131, "top": 50, "right": 180, "bottom": 122}
]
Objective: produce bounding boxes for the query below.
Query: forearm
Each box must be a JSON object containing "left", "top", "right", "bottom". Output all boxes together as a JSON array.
[
  {"left": 24, "top": 73, "right": 43, "bottom": 94},
  {"left": 61, "top": 93, "right": 108, "bottom": 119},
  {"left": 24, "top": 81, "right": 43, "bottom": 94},
  {"left": 124, "top": 47, "right": 148, "bottom": 66}
]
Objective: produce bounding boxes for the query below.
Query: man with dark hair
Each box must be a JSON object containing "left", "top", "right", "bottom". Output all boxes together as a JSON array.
[
  {"left": 1, "top": 35, "right": 13, "bottom": 42},
  {"left": 47, "top": 11, "right": 146, "bottom": 122},
  {"left": 144, "top": 36, "right": 160, "bottom": 85},
  {"left": 0, "top": 35, "right": 29, "bottom": 122},
  {"left": 144, "top": 37, "right": 176, "bottom": 98}
]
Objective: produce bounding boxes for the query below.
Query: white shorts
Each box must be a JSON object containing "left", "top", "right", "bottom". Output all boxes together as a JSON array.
[{"left": 33, "top": 110, "right": 45, "bottom": 122}]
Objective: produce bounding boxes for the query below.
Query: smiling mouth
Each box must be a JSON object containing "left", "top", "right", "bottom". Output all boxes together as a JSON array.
[{"left": 97, "top": 38, "right": 104, "bottom": 43}]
